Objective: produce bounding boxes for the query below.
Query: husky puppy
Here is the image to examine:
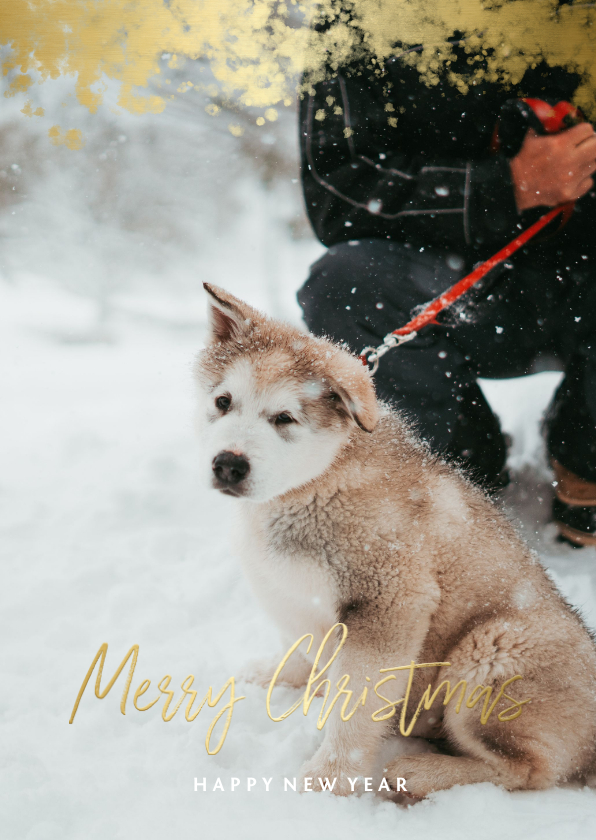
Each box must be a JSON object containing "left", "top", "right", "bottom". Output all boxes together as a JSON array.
[{"left": 195, "top": 283, "right": 596, "bottom": 798}]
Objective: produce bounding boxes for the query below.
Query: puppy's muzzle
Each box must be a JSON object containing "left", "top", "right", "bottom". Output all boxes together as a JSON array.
[{"left": 212, "top": 451, "right": 250, "bottom": 494}]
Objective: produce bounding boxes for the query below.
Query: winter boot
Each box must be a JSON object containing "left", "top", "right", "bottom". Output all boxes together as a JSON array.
[{"left": 551, "top": 460, "right": 596, "bottom": 547}]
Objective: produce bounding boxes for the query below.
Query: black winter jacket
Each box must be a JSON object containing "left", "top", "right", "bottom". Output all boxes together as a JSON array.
[{"left": 299, "top": 40, "right": 588, "bottom": 260}]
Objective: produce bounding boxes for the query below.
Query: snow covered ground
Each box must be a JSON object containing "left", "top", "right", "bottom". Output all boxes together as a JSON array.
[{"left": 2, "top": 274, "right": 596, "bottom": 840}]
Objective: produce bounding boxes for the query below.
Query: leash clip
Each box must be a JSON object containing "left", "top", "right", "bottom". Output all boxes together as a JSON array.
[{"left": 361, "top": 330, "right": 418, "bottom": 374}]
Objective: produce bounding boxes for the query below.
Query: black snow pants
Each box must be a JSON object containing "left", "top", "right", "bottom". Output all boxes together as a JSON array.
[{"left": 298, "top": 239, "right": 596, "bottom": 484}]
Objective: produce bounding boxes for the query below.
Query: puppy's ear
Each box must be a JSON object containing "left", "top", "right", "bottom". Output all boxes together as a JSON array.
[
  {"left": 325, "top": 354, "right": 379, "bottom": 433},
  {"left": 328, "top": 380, "right": 379, "bottom": 433},
  {"left": 203, "top": 282, "right": 256, "bottom": 344}
]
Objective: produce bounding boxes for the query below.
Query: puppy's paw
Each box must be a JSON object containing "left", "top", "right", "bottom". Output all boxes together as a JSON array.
[
  {"left": 301, "top": 765, "right": 355, "bottom": 796},
  {"left": 384, "top": 755, "right": 436, "bottom": 800},
  {"left": 237, "top": 658, "right": 280, "bottom": 688},
  {"left": 300, "top": 752, "right": 363, "bottom": 796},
  {"left": 238, "top": 655, "right": 311, "bottom": 689}
]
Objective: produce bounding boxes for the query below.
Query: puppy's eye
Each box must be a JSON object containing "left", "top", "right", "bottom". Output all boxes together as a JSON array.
[
  {"left": 275, "top": 412, "right": 294, "bottom": 425},
  {"left": 215, "top": 395, "right": 231, "bottom": 412}
]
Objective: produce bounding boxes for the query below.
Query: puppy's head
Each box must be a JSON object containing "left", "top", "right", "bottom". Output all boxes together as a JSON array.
[{"left": 194, "top": 283, "right": 379, "bottom": 503}]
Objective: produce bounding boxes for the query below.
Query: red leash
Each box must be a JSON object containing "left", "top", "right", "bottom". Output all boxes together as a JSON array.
[
  {"left": 360, "top": 203, "right": 568, "bottom": 371},
  {"left": 360, "top": 98, "right": 584, "bottom": 372}
]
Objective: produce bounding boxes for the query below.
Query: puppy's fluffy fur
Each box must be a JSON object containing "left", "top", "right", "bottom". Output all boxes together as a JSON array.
[{"left": 195, "top": 283, "right": 596, "bottom": 797}]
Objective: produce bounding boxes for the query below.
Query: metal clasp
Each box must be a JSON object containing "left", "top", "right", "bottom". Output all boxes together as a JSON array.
[{"left": 361, "top": 331, "right": 417, "bottom": 374}]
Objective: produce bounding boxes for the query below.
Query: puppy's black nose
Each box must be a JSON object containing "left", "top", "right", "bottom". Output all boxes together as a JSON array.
[{"left": 212, "top": 451, "right": 250, "bottom": 485}]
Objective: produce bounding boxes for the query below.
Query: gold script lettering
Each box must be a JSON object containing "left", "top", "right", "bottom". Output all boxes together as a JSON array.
[{"left": 69, "top": 642, "right": 139, "bottom": 723}]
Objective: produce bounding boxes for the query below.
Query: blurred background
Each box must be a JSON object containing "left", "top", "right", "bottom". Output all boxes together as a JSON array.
[{"left": 0, "top": 51, "right": 322, "bottom": 340}]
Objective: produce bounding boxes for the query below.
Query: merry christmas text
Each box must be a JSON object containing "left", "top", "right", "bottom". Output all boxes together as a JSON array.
[{"left": 69, "top": 624, "right": 530, "bottom": 755}]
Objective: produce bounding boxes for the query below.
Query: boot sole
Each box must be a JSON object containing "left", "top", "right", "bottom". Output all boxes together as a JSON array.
[{"left": 556, "top": 522, "right": 596, "bottom": 548}]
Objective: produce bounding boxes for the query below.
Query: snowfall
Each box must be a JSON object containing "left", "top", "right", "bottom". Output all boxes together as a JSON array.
[{"left": 2, "top": 67, "right": 596, "bottom": 840}]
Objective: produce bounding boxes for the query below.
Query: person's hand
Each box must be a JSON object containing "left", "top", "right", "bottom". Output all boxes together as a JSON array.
[{"left": 509, "top": 123, "right": 596, "bottom": 212}]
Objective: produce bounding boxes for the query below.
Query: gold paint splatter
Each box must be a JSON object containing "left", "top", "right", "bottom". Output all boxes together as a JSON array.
[
  {"left": 4, "top": 73, "right": 33, "bottom": 98},
  {"left": 315, "top": 108, "right": 326, "bottom": 121},
  {"left": 1, "top": 0, "right": 595, "bottom": 126},
  {"left": 264, "top": 108, "right": 278, "bottom": 122},
  {"left": 20, "top": 100, "right": 43, "bottom": 117},
  {"left": 118, "top": 85, "right": 165, "bottom": 114},
  {"left": 256, "top": 116, "right": 266, "bottom": 125},
  {"left": 205, "top": 103, "right": 220, "bottom": 116},
  {"left": 228, "top": 124, "right": 245, "bottom": 137},
  {"left": 48, "top": 126, "right": 85, "bottom": 150}
]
